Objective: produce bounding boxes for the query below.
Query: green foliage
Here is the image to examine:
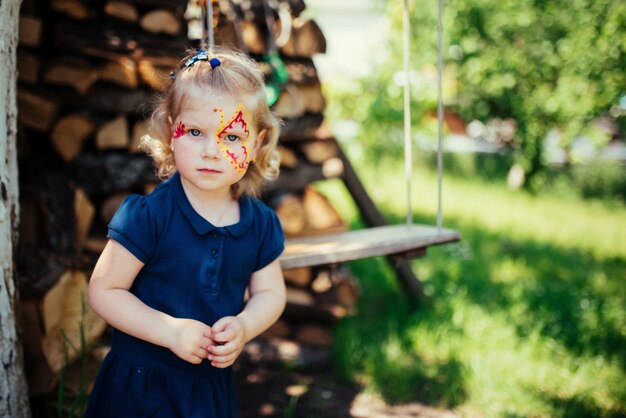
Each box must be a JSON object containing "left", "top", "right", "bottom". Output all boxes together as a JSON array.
[
  {"left": 334, "top": 0, "right": 626, "bottom": 187},
  {"left": 441, "top": 0, "right": 625, "bottom": 183}
]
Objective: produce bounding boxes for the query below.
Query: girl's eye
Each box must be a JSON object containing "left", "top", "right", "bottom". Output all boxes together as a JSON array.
[
  {"left": 189, "top": 129, "right": 201, "bottom": 137},
  {"left": 225, "top": 134, "right": 240, "bottom": 142}
]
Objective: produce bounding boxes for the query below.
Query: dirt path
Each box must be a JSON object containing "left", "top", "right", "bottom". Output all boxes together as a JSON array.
[{"left": 236, "top": 362, "right": 459, "bottom": 418}]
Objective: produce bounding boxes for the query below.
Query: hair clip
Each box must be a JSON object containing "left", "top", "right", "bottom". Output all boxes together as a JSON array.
[
  {"left": 183, "top": 50, "right": 221, "bottom": 69},
  {"left": 184, "top": 49, "right": 209, "bottom": 68}
]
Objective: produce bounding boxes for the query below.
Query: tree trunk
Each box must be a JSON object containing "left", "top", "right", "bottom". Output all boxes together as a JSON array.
[{"left": 0, "top": 0, "right": 32, "bottom": 416}]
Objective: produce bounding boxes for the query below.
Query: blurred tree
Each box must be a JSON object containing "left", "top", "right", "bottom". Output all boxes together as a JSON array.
[{"left": 342, "top": 0, "right": 625, "bottom": 189}]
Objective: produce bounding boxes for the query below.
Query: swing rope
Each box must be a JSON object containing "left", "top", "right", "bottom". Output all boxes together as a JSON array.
[
  {"left": 436, "top": 0, "right": 444, "bottom": 230},
  {"left": 402, "top": 0, "right": 444, "bottom": 229},
  {"left": 199, "top": 0, "right": 216, "bottom": 53},
  {"left": 402, "top": 0, "right": 413, "bottom": 226}
]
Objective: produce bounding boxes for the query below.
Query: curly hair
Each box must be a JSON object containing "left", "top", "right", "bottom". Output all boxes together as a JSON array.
[{"left": 140, "top": 47, "right": 281, "bottom": 198}]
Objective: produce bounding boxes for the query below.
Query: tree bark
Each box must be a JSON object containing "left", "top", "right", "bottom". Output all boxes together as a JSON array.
[{"left": 0, "top": 0, "right": 32, "bottom": 416}]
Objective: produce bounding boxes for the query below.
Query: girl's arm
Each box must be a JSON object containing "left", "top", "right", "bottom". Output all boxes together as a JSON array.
[
  {"left": 88, "top": 239, "right": 213, "bottom": 364},
  {"left": 208, "top": 259, "right": 286, "bottom": 368}
]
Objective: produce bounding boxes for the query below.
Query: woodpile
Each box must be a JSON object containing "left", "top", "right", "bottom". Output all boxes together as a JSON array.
[{"left": 16, "top": 0, "right": 359, "bottom": 400}]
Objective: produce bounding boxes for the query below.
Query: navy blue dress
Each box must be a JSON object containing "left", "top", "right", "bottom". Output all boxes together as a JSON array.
[{"left": 84, "top": 172, "right": 285, "bottom": 418}]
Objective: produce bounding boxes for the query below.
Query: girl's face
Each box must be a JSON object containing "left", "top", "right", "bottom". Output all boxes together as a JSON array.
[{"left": 171, "top": 91, "right": 264, "bottom": 196}]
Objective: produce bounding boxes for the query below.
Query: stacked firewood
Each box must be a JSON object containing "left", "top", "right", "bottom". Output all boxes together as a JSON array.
[{"left": 16, "top": 0, "right": 359, "bottom": 399}]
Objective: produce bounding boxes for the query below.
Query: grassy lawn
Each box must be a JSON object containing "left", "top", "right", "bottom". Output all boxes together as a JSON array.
[{"left": 315, "top": 159, "right": 626, "bottom": 418}]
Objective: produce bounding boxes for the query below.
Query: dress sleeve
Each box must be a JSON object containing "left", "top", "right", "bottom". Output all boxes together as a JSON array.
[
  {"left": 107, "top": 194, "right": 158, "bottom": 263},
  {"left": 254, "top": 208, "right": 285, "bottom": 271}
]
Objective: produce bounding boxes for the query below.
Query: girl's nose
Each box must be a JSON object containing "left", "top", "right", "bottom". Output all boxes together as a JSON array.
[{"left": 202, "top": 137, "right": 221, "bottom": 159}]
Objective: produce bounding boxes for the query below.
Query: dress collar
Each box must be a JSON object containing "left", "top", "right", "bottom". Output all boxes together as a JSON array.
[{"left": 170, "top": 172, "right": 253, "bottom": 237}]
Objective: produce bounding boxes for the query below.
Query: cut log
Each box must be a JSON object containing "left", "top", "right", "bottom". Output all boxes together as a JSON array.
[
  {"left": 260, "top": 319, "right": 290, "bottom": 339},
  {"left": 111, "top": 0, "right": 187, "bottom": 11},
  {"left": 278, "top": 112, "right": 324, "bottom": 142},
  {"left": 214, "top": 15, "right": 241, "bottom": 50},
  {"left": 19, "top": 15, "right": 42, "bottom": 47},
  {"left": 294, "top": 325, "right": 333, "bottom": 347},
  {"left": 276, "top": 145, "right": 298, "bottom": 168},
  {"left": 20, "top": 300, "right": 58, "bottom": 396},
  {"left": 137, "top": 59, "right": 172, "bottom": 91},
  {"left": 17, "top": 89, "right": 59, "bottom": 132},
  {"left": 265, "top": 158, "right": 343, "bottom": 195},
  {"left": 41, "top": 270, "right": 108, "bottom": 373},
  {"left": 86, "top": 83, "right": 153, "bottom": 114},
  {"left": 96, "top": 115, "right": 129, "bottom": 149},
  {"left": 18, "top": 169, "right": 77, "bottom": 254},
  {"left": 300, "top": 140, "right": 338, "bottom": 164},
  {"left": 17, "top": 50, "right": 40, "bottom": 84},
  {"left": 101, "top": 192, "right": 129, "bottom": 224},
  {"left": 98, "top": 58, "right": 138, "bottom": 89},
  {"left": 272, "top": 84, "right": 306, "bottom": 119},
  {"left": 53, "top": 18, "right": 188, "bottom": 61},
  {"left": 313, "top": 270, "right": 360, "bottom": 310},
  {"left": 139, "top": 9, "right": 182, "bottom": 36},
  {"left": 51, "top": 0, "right": 91, "bottom": 20},
  {"left": 50, "top": 114, "right": 95, "bottom": 161},
  {"left": 43, "top": 58, "right": 99, "bottom": 95},
  {"left": 72, "top": 151, "right": 157, "bottom": 195},
  {"left": 17, "top": 248, "right": 70, "bottom": 300},
  {"left": 302, "top": 187, "right": 345, "bottom": 232},
  {"left": 274, "top": 193, "right": 306, "bottom": 236},
  {"left": 311, "top": 269, "right": 333, "bottom": 293},
  {"left": 241, "top": 20, "right": 265, "bottom": 55},
  {"left": 83, "top": 237, "right": 108, "bottom": 254},
  {"left": 286, "top": 286, "right": 314, "bottom": 307},
  {"left": 283, "top": 300, "right": 347, "bottom": 323},
  {"left": 284, "top": 58, "right": 319, "bottom": 84},
  {"left": 297, "top": 82, "right": 325, "bottom": 113},
  {"left": 104, "top": 1, "right": 139, "bottom": 22},
  {"left": 282, "top": 267, "right": 312, "bottom": 287},
  {"left": 130, "top": 118, "right": 150, "bottom": 153},
  {"left": 279, "top": 18, "right": 326, "bottom": 58},
  {"left": 74, "top": 188, "right": 95, "bottom": 252}
]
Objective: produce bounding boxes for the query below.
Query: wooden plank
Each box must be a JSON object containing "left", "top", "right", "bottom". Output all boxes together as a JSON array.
[{"left": 280, "top": 224, "right": 460, "bottom": 270}]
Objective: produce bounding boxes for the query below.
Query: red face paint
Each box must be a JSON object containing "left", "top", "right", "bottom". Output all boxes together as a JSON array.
[
  {"left": 226, "top": 145, "right": 249, "bottom": 169},
  {"left": 173, "top": 121, "right": 186, "bottom": 139},
  {"left": 217, "top": 110, "right": 249, "bottom": 139},
  {"left": 214, "top": 104, "right": 254, "bottom": 174}
]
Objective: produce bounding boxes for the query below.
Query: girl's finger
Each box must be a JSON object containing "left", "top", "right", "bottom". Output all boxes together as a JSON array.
[
  {"left": 213, "top": 328, "right": 235, "bottom": 343},
  {"left": 210, "top": 357, "right": 235, "bottom": 368},
  {"left": 209, "top": 340, "right": 238, "bottom": 356}
]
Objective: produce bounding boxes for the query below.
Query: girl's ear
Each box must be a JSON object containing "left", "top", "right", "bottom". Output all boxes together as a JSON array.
[{"left": 254, "top": 128, "right": 267, "bottom": 155}]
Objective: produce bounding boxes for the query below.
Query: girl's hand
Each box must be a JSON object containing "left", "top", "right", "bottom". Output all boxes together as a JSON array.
[
  {"left": 167, "top": 318, "right": 213, "bottom": 364},
  {"left": 207, "top": 316, "right": 247, "bottom": 368}
]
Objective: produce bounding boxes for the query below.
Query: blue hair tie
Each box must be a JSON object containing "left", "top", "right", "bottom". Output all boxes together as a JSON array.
[
  {"left": 183, "top": 50, "right": 221, "bottom": 69},
  {"left": 209, "top": 57, "right": 221, "bottom": 69}
]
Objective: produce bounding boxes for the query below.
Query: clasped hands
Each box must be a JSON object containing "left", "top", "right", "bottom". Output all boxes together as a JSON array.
[{"left": 168, "top": 316, "right": 247, "bottom": 367}]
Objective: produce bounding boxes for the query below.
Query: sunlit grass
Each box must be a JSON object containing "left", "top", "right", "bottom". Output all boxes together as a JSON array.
[{"left": 315, "top": 159, "right": 626, "bottom": 417}]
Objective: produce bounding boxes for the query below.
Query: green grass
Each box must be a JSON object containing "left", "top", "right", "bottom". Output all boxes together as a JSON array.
[{"left": 315, "top": 159, "right": 626, "bottom": 418}]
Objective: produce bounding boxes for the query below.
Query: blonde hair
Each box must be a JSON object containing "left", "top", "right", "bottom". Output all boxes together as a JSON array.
[{"left": 141, "top": 47, "right": 281, "bottom": 198}]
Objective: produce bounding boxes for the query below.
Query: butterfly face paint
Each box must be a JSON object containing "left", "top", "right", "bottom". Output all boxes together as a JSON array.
[{"left": 213, "top": 104, "right": 253, "bottom": 174}]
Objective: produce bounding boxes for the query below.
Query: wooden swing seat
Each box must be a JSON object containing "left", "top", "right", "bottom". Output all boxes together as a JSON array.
[{"left": 280, "top": 224, "right": 460, "bottom": 270}]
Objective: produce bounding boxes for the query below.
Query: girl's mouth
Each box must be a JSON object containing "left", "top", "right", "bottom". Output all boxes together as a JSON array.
[{"left": 198, "top": 168, "right": 221, "bottom": 174}]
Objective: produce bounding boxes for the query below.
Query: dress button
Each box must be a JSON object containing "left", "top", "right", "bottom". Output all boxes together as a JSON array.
[{"left": 212, "top": 249, "right": 219, "bottom": 258}]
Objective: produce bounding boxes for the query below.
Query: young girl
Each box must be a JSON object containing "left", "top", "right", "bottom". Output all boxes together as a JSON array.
[{"left": 84, "top": 47, "right": 286, "bottom": 418}]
